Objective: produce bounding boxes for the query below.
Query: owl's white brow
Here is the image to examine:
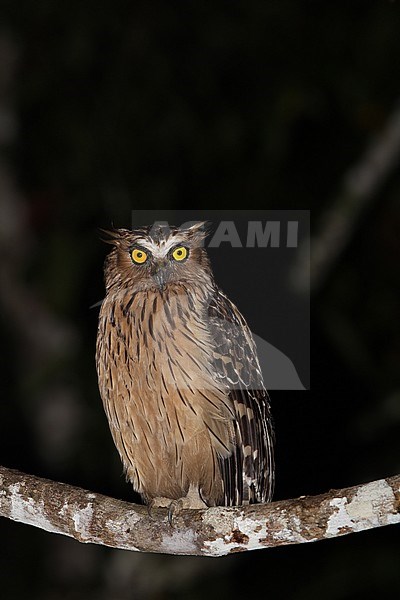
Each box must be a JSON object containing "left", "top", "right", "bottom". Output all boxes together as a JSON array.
[{"left": 134, "top": 237, "right": 186, "bottom": 258}]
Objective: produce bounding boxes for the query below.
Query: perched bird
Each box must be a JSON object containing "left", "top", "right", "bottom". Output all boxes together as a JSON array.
[{"left": 96, "top": 222, "right": 274, "bottom": 515}]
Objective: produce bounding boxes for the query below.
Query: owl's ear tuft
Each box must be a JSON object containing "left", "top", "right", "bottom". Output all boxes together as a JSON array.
[
  {"left": 182, "top": 221, "right": 210, "bottom": 244},
  {"left": 98, "top": 227, "right": 131, "bottom": 246}
]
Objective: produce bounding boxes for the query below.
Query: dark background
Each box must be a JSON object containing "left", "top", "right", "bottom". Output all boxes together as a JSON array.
[{"left": 1, "top": 2, "right": 399, "bottom": 599}]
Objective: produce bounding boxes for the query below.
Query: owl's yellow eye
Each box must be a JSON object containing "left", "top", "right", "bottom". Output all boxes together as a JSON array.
[
  {"left": 172, "top": 246, "right": 188, "bottom": 261},
  {"left": 131, "top": 248, "right": 148, "bottom": 264}
]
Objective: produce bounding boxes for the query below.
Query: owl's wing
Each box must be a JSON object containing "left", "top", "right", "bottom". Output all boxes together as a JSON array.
[{"left": 207, "top": 288, "right": 275, "bottom": 505}]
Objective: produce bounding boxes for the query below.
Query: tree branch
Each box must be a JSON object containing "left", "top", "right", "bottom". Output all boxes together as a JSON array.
[{"left": 0, "top": 466, "right": 399, "bottom": 557}]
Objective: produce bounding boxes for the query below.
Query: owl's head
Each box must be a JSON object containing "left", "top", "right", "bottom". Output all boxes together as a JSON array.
[{"left": 101, "top": 222, "right": 212, "bottom": 293}]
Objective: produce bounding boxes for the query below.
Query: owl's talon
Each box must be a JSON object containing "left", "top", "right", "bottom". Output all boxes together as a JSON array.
[
  {"left": 148, "top": 496, "right": 177, "bottom": 523},
  {"left": 168, "top": 499, "right": 183, "bottom": 525},
  {"left": 147, "top": 500, "right": 155, "bottom": 519}
]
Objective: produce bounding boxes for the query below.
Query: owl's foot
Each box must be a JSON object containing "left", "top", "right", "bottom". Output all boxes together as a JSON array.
[
  {"left": 149, "top": 485, "right": 208, "bottom": 525},
  {"left": 168, "top": 485, "right": 208, "bottom": 525},
  {"left": 147, "top": 496, "right": 172, "bottom": 519}
]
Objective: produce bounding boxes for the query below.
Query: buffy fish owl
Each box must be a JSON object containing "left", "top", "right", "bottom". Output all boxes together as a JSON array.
[{"left": 96, "top": 222, "right": 274, "bottom": 514}]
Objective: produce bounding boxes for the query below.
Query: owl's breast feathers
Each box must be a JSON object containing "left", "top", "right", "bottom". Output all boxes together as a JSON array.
[{"left": 96, "top": 282, "right": 274, "bottom": 506}]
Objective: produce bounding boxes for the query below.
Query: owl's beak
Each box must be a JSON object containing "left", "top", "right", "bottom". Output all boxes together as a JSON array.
[{"left": 151, "top": 260, "right": 168, "bottom": 290}]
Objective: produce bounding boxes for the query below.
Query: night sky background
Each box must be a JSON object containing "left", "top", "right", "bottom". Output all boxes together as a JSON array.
[{"left": 1, "top": 2, "right": 400, "bottom": 599}]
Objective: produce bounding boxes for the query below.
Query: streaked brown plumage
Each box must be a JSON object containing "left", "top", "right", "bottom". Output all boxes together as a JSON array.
[{"left": 96, "top": 222, "right": 274, "bottom": 509}]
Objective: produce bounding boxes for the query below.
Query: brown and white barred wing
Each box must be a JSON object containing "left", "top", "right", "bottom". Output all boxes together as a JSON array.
[{"left": 208, "top": 289, "right": 275, "bottom": 505}]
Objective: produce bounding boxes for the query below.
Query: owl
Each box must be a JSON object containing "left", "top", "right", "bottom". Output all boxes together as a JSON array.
[{"left": 96, "top": 222, "right": 274, "bottom": 516}]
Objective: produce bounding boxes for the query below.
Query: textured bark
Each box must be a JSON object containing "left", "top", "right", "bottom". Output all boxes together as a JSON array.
[{"left": 1, "top": 466, "right": 399, "bottom": 557}]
